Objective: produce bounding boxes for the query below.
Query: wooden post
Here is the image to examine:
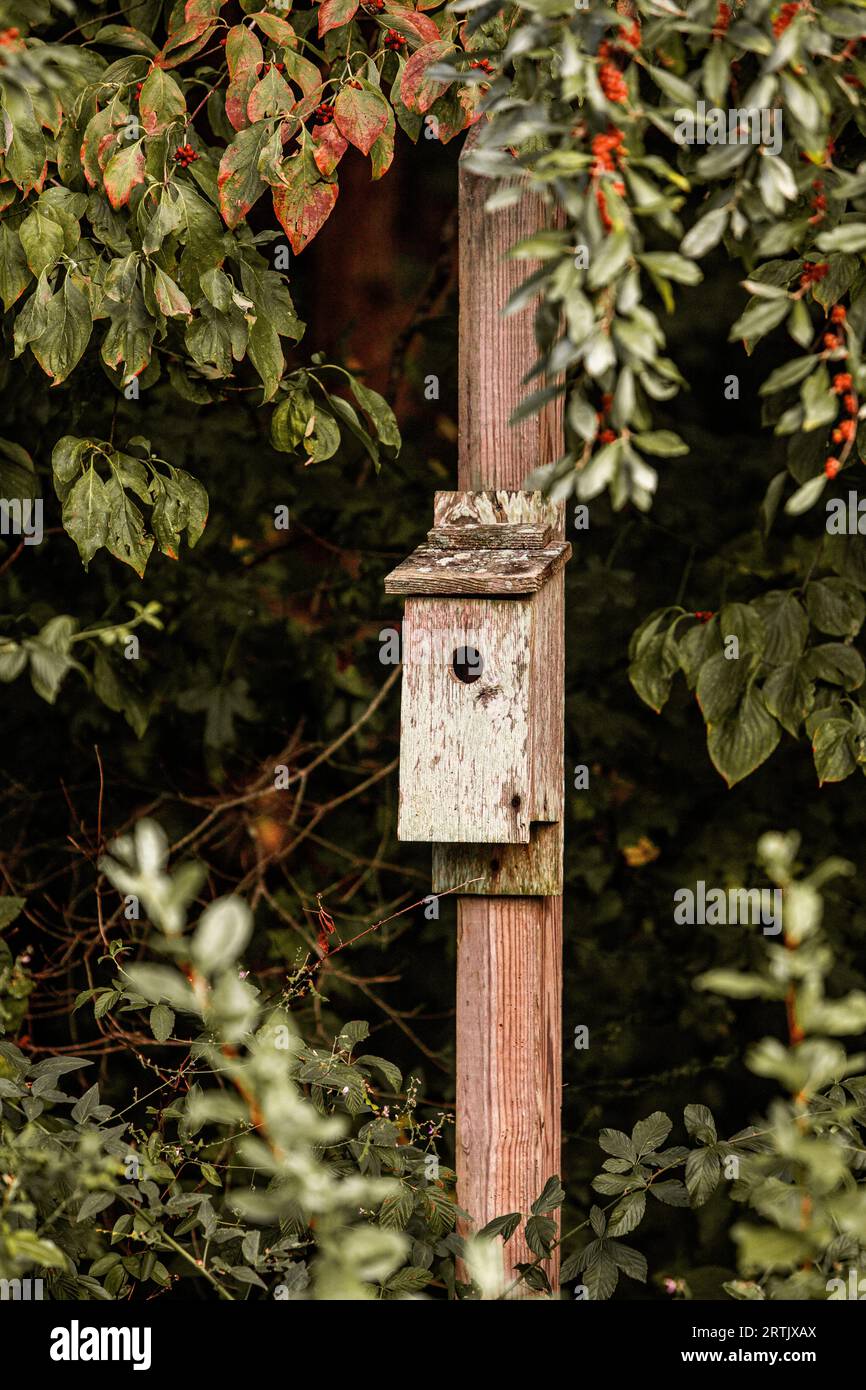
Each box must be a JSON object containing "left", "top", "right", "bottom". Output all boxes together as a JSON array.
[{"left": 454, "top": 144, "right": 564, "bottom": 1294}]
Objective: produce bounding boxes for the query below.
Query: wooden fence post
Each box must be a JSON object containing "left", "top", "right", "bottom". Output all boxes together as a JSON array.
[{"left": 454, "top": 142, "right": 564, "bottom": 1294}]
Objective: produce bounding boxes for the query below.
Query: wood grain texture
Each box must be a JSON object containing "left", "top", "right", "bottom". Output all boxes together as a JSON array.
[
  {"left": 456, "top": 896, "right": 563, "bottom": 1290},
  {"left": 452, "top": 130, "right": 564, "bottom": 1295},
  {"left": 427, "top": 523, "right": 554, "bottom": 551},
  {"left": 397, "top": 596, "right": 533, "bottom": 843},
  {"left": 433, "top": 490, "right": 563, "bottom": 528},
  {"left": 384, "top": 542, "right": 570, "bottom": 596}
]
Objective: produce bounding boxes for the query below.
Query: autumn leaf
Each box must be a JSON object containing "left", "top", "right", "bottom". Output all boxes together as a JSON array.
[
  {"left": 313, "top": 121, "right": 349, "bottom": 177},
  {"left": 253, "top": 13, "right": 296, "bottom": 45},
  {"left": 381, "top": 5, "right": 440, "bottom": 45},
  {"left": 370, "top": 104, "right": 396, "bottom": 180},
  {"left": 157, "top": 16, "right": 217, "bottom": 70},
  {"left": 247, "top": 66, "right": 294, "bottom": 123},
  {"left": 80, "top": 107, "right": 114, "bottom": 187},
  {"left": 157, "top": 15, "right": 217, "bottom": 69},
  {"left": 139, "top": 68, "right": 187, "bottom": 137},
  {"left": 103, "top": 139, "right": 146, "bottom": 210},
  {"left": 334, "top": 84, "right": 389, "bottom": 156},
  {"left": 318, "top": 0, "right": 360, "bottom": 37},
  {"left": 218, "top": 122, "right": 273, "bottom": 228},
  {"left": 400, "top": 40, "right": 454, "bottom": 114},
  {"left": 225, "top": 24, "right": 264, "bottom": 131},
  {"left": 272, "top": 153, "right": 338, "bottom": 254}
]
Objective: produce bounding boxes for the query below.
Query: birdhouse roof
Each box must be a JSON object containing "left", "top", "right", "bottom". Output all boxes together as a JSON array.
[{"left": 383, "top": 540, "right": 571, "bottom": 596}]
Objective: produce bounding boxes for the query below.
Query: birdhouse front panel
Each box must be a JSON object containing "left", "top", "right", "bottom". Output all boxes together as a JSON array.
[{"left": 397, "top": 596, "right": 533, "bottom": 844}]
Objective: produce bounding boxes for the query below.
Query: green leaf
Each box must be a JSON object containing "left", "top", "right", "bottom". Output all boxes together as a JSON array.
[
  {"left": 812, "top": 717, "right": 857, "bottom": 784},
  {"left": 685, "top": 1148, "right": 721, "bottom": 1207},
  {"left": 0, "top": 222, "right": 31, "bottom": 310},
  {"left": 0, "top": 897, "right": 26, "bottom": 929},
  {"left": 631, "top": 430, "right": 688, "bottom": 457},
  {"left": 707, "top": 687, "right": 781, "bottom": 787},
  {"left": 684, "top": 1104, "right": 717, "bottom": 1144},
  {"left": 806, "top": 579, "right": 866, "bottom": 638},
  {"left": 804, "top": 643, "right": 865, "bottom": 691},
  {"left": 638, "top": 252, "right": 703, "bottom": 286},
  {"left": 62, "top": 467, "right": 110, "bottom": 567},
  {"left": 348, "top": 377, "right": 401, "bottom": 450},
  {"left": 606, "top": 1191, "right": 646, "bottom": 1237},
  {"left": 531, "top": 1175, "right": 565, "bottom": 1214},
  {"left": 191, "top": 896, "right": 253, "bottom": 975},
  {"left": 149, "top": 1003, "right": 174, "bottom": 1042},
  {"left": 729, "top": 295, "right": 790, "bottom": 346},
  {"left": 680, "top": 206, "right": 729, "bottom": 259},
  {"left": 378, "top": 1186, "right": 414, "bottom": 1230},
  {"left": 816, "top": 223, "right": 866, "bottom": 254},
  {"left": 19, "top": 208, "right": 63, "bottom": 277},
  {"left": 478, "top": 1212, "right": 522, "bottom": 1242},
  {"left": 31, "top": 276, "right": 92, "bottom": 386},
  {"left": 785, "top": 473, "right": 826, "bottom": 517},
  {"left": 696, "top": 651, "right": 750, "bottom": 723},
  {"left": 632, "top": 1111, "right": 672, "bottom": 1157}
]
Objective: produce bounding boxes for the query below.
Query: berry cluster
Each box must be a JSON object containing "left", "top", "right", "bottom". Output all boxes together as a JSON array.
[
  {"left": 823, "top": 307, "right": 859, "bottom": 477},
  {"left": 590, "top": 127, "right": 627, "bottom": 231},
  {"left": 173, "top": 143, "right": 199, "bottom": 168},
  {"left": 809, "top": 176, "right": 827, "bottom": 225},
  {"left": 384, "top": 29, "right": 406, "bottom": 50},
  {"left": 470, "top": 58, "right": 495, "bottom": 75},
  {"left": 772, "top": 3, "right": 801, "bottom": 39},
  {"left": 0, "top": 26, "right": 20, "bottom": 46},
  {"left": 596, "top": 20, "right": 640, "bottom": 105},
  {"left": 799, "top": 261, "right": 828, "bottom": 291},
  {"left": 363, "top": 0, "right": 385, "bottom": 10},
  {"left": 314, "top": 101, "right": 335, "bottom": 123},
  {"left": 711, "top": 3, "right": 732, "bottom": 39}
]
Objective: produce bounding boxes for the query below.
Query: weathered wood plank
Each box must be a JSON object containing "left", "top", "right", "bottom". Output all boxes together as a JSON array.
[
  {"left": 384, "top": 542, "right": 570, "bottom": 596},
  {"left": 433, "top": 490, "right": 563, "bottom": 529},
  {"left": 455, "top": 895, "right": 563, "bottom": 1290},
  {"left": 397, "top": 597, "right": 533, "bottom": 843},
  {"left": 451, "top": 128, "right": 564, "bottom": 1293},
  {"left": 433, "top": 821, "right": 561, "bottom": 896},
  {"left": 427, "top": 523, "right": 554, "bottom": 551}
]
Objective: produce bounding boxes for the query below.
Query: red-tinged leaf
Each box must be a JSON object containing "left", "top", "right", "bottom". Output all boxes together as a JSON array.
[
  {"left": 157, "top": 16, "right": 217, "bottom": 69},
  {"left": 370, "top": 105, "right": 395, "bottom": 180},
  {"left": 247, "top": 65, "right": 294, "bottom": 122},
  {"left": 334, "top": 85, "right": 389, "bottom": 156},
  {"left": 312, "top": 121, "right": 348, "bottom": 177},
  {"left": 217, "top": 122, "right": 273, "bottom": 228},
  {"left": 383, "top": 4, "right": 440, "bottom": 44},
  {"left": 80, "top": 107, "right": 113, "bottom": 187},
  {"left": 429, "top": 85, "right": 475, "bottom": 143},
  {"left": 272, "top": 155, "right": 338, "bottom": 254},
  {"left": 318, "top": 0, "right": 359, "bottom": 38},
  {"left": 400, "top": 40, "right": 453, "bottom": 114},
  {"left": 184, "top": 0, "right": 225, "bottom": 17},
  {"left": 252, "top": 12, "right": 297, "bottom": 44},
  {"left": 282, "top": 49, "right": 323, "bottom": 99},
  {"left": 139, "top": 67, "right": 187, "bottom": 136},
  {"left": 103, "top": 139, "right": 146, "bottom": 210},
  {"left": 225, "top": 25, "right": 264, "bottom": 130}
]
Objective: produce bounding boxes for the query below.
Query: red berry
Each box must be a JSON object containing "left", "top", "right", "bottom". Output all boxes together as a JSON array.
[{"left": 825, "top": 457, "right": 842, "bottom": 478}]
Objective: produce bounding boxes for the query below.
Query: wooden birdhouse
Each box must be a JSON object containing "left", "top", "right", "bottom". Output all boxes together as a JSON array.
[{"left": 384, "top": 490, "right": 570, "bottom": 896}]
